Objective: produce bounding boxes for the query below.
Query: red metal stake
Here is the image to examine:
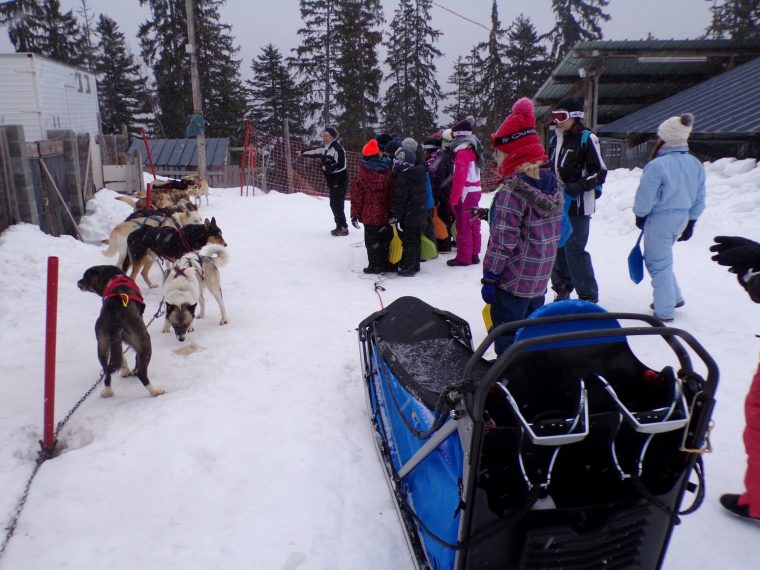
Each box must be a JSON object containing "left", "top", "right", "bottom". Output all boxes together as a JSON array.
[
  {"left": 42, "top": 256, "right": 58, "bottom": 452},
  {"left": 240, "top": 121, "right": 252, "bottom": 196},
  {"left": 140, "top": 127, "right": 156, "bottom": 180},
  {"left": 146, "top": 182, "right": 152, "bottom": 209}
]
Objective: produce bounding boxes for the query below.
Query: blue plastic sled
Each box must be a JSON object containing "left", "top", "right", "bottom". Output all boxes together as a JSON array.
[{"left": 358, "top": 296, "right": 718, "bottom": 570}]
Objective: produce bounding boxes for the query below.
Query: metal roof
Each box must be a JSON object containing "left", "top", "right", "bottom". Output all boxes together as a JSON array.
[
  {"left": 128, "top": 138, "right": 229, "bottom": 168},
  {"left": 534, "top": 38, "right": 760, "bottom": 125},
  {"left": 597, "top": 57, "right": 760, "bottom": 137}
]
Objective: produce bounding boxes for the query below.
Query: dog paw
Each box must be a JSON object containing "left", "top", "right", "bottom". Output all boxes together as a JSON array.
[
  {"left": 219, "top": 318, "right": 228, "bottom": 325},
  {"left": 148, "top": 386, "right": 166, "bottom": 397},
  {"left": 100, "top": 387, "right": 114, "bottom": 398},
  {"left": 121, "top": 368, "right": 136, "bottom": 377}
]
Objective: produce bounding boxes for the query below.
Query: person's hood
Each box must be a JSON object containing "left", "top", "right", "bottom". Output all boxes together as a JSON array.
[
  {"left": 362, "top": 155, "right": 389, "bottom": 173},
  {"left": 450, "top": 134, "right": 484, "bottom": 170},
  {"left": 503, "top": 170, "right": 562, "bottom": 217}
]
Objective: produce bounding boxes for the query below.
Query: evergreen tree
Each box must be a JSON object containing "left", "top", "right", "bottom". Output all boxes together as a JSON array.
[
  {"left": 334, "top": 0, "right": 384, "bottom": 150},
  {"left": 247, "top": 44, "right": 306, "bottom": 137},
  {"left": 443, "top": 54, "right": 479, "bottom": 125},
  {"left": 547, "top": 0, "right": 610, "bottom": 62},
  {"left": 37, "top": 0, "right": 86, "bottom": 66},
  {"left": 470, "top": 0, "right": 510, "bottom": 131},
  {"left": 0, "top": 0, "right": 43, "bottom": 53},
  {"left": 93, "top": 15, "right": 144, "bottom": 136},
  {"left": 138, "top": 0, "right": 247, "bottom": 142},
  {"left": 292, "top": 0, "right": 341, "bottom": 132},
  {"left": 138, "top": 0, "right": 188, "bottom": 138},
  {"left": 504, "top": 14, "right": 552, "bottom": 102},
  {"left": 704, "top": 0, "right": 760, "bottom": 40},
  {"left": 193, "top": 0, "right": 248, "bottom": 143},
  {"left": 382, "top": 0, "right": 443, "bottom": 141},
  {"left": 76, "top": 0, "right": 96, "bottom": 71}
]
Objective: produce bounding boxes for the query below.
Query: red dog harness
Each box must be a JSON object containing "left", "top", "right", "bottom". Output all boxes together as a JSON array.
[{"left": 102, "top": 275, "right": 144, "bottom": 308}]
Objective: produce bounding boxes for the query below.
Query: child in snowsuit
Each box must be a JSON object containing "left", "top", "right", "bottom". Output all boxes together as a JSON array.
[
  {"left": 481, "top": 98, "right": 563, "bottom": 354},
  {"left": 711, "top": 235, "right": 760, "bottom": 522},
  {"left": 447, "top": 119, "right": 483, "bottom": 267},
  {"left": 391, "top": 146, "right": 427, "bottom": 276},
  {"left": 633, "top": 113, "right": 706, "bottom": 321},
  {"left": 350, "top": 139, "right": 394, "bottom": 274}
]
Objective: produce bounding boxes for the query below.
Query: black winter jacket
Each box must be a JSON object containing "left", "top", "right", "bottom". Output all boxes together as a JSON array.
[
  {"left": 549, "top": 124, "right": 607, "bottom": 216},
  {"left": 393, "top": 165, "right": 427, "bottom": 228}
]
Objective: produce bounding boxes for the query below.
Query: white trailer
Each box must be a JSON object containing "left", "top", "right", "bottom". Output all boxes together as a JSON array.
[{"left": 0, "top": 52, "right": 104, "bottom": 189}]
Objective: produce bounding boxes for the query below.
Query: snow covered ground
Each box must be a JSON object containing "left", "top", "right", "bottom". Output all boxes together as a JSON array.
[{"left": 1, "top": 159, "right": 759, "bottom": 569}]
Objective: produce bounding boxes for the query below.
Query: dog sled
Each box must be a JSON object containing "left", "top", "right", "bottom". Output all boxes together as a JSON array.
[{"left": 358, "top": 296, "right": 717, "bottom": 570}]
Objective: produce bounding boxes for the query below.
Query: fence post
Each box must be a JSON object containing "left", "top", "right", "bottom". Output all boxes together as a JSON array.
[
  {"left": 42, "top": 256, "right": 58, "bottom": 453},
  {"left": 240, "top": 121, "right": 252, "bottom": 196},
  {"left": 283, "top": 117, "right": 294, "bottom": 193},
  {"left": 146, "top": 182, "right": 152, "bottom": 209}
]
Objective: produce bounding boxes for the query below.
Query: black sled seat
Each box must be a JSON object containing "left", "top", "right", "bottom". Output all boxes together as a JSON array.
[{"left": 358, "top": 297, "right": 718, "bottom": 570}]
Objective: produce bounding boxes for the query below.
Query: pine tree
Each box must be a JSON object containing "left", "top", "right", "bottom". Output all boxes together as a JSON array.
[
  {"left": 333, "top": 0, "right": 384, "bottom": 151},
  {"left": 138, "top": 0, "right": 247, "bottom": 142},
  {"left": 0, "top": 0, "right": 43, "bottom": 53},
  {"left": 138, "top": 0, "right": 189, "bottom": 139},
  {"left": 292, "top": 0, "right": 341, "bottom": 132},
  {"left": 93, "top": 15, "right": 145, "bottom": 136},
  {"left": 442, "top": 54, "right": 479, "bottom": 128},
  {"left": 470, "top": 0, "right": 510, "bottom": 131},
  {"left": 382, "top": 0, "right": 443, "bottom": 141},
  {"left": 76, "top": 0, "right": 96, "bottom": 71},
  {"left": 547, "top": 0, "right": 610, "bottom": 62},
  {"left": 37, "top": 0, "right": 86, "bottom": 67},
  {"left": 505, "top": 14, "right": 552, "bottom": 101},
  {"left": 247, "top": 44, "right": 307, "bottom": 137},
  {"left": 193, "top": 0, "right": 247, "bottom": 143},
  {"left": 704, "top": 0, "right": 760, "bottom": 40}
]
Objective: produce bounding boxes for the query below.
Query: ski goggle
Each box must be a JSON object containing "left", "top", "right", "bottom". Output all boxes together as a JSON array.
[{"left": 552, "top": 110, "right": 584, "bottom": 124}]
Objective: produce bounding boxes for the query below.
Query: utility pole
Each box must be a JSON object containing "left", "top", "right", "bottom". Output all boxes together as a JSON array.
[{"left": 185, "top": 0, "right": 207, "bottom": 178}]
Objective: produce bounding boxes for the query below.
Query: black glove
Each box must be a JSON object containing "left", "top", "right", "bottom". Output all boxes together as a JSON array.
[
  {"left": 710, "top": 235, "right": 760, "bottom": 254},
  {"left": 594, "top": 189, "right": 602, "bottom": 199},
  {"left": 677, "top": 219, "right": 696, "bottom": 242},
  {"left": 351, "top": 217, "right": 360, "bottom": 229},
  {"left": 564, "top": 182, "right": 584, "bottom": 197},
  {"left": 635, "top": 216, "right": 647, "bottom": 230},
  {"left": 710, "top": 243, "right": 760, "bottom": 274},
  {"left": 322, "top": 156, "right": 336, "bottom": 173},
  {"left": 467, "top": 207, "right": 489, "bottom": 220}
]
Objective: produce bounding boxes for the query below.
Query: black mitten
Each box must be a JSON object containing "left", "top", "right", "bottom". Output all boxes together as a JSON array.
[
  {"left": 677, "top": 219, "right": 695, "bottom": 242},
  {"left": 635, "top": 216, "right": 646, "bottom": 230}
]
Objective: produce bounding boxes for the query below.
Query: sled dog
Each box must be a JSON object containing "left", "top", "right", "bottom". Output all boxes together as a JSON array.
[
  {"left": 162, "top": 243, "right": 230, "bottom": 341},
  {"left": 77, "top": 265, "right": 165, "bottom": 398}
]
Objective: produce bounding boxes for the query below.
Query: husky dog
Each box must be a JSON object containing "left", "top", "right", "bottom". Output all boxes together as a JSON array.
[
  {"left": 162, "top": 243, "right": 230, "bottom": 341},
  {"left": 77, "top": 265, "right": 165, "bottom": 398},
  {"left": 125, "top": 217, "right": 226, "bottom": 288}
]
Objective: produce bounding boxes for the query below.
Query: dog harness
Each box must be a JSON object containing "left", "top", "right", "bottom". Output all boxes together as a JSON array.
[
  {"left": 102, "top": 275, "right": 144, "bottom": 308},
  {"left": 170, "top": 217, "right": 194, "bottom": 255}
]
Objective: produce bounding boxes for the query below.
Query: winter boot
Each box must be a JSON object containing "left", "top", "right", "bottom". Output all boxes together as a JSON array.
[
  {"left": 447, "top": 259, "right": 470, "bottom": 267},
  {"left": 720, "top": 494, "right": 760, "bottom": 522},
  {"left": 552, "top": 284, "right": 572, "bottom": 302},
  {"left": 334, "top": 226, "right": 349, "bottom": 236}
]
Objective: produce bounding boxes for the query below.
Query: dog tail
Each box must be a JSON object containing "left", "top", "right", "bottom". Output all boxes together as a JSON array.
[
  {"left": 115, "top": 195, "right": 137, "bottom": 208},
  {"left": 199, "top": 243, "right": 228, "bottom": 267}
]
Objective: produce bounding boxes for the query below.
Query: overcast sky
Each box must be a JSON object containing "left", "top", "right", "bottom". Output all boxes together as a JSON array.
[{"left": 0, "top": 0, "right": 713, "bottom": 114}]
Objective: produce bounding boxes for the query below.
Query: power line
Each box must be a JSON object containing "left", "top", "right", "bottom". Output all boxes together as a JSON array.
[{"left": 432, "top": 1, "right": 489, "bottom": 31}]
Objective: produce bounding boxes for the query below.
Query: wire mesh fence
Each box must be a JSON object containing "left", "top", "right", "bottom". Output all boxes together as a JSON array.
[{"left": 247, "top": 127, "right": 502, "bottom": 198}]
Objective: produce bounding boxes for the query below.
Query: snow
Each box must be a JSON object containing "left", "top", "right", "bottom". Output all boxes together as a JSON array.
[{"left": 2, "top": 160, "right": 760, "bottom": 569}]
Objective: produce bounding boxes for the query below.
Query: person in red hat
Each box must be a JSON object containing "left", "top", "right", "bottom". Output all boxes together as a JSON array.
[
  {"left": 350, "top": 139, "right": 395, "bottom": 273},
  {"left": 480, "top": 97, "right": 564, "bottom": 353}
]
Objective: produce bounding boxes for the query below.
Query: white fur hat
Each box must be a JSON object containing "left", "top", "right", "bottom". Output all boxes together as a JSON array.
[{"left": 657, "top": 113, "right": 694, "bottom": 147}]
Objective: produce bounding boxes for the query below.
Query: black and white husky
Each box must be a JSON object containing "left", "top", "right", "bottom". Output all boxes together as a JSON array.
[{"left": 162, "top": 244, "right": 229, "bottom": 341}]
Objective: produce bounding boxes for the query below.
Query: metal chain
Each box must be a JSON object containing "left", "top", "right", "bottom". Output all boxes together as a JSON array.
[{"left": 0, "top": 298, "right": 165, "bottom": 561}]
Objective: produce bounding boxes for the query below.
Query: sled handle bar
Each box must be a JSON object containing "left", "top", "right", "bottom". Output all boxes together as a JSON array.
[{"left": 469, "top": 323, "right": 718, "bottom": 422}]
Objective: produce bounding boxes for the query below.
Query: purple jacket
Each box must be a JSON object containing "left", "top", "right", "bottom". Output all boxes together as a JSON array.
[{"left": 484, "top": 171, "right": 563, "bottom": 298}]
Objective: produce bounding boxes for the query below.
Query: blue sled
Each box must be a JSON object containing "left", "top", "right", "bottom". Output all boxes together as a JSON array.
[{"left": 358, "top": 296, "right": 718, "bottom": 570}]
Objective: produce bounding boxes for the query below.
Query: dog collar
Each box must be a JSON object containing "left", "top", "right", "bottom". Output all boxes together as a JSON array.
[{"left": 103, "top": 275, "right": 144, "bottom": 307}]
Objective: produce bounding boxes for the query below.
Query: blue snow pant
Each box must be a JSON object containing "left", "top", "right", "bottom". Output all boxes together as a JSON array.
[
  {"left": 643, "top": 211, "right": 689, "bottom": 319},
  {"left": 551, "top": 215, "right": 599, "bottom": 301},
  {"left": 490, "top": 289, "right": 545, "bottom": 355}
]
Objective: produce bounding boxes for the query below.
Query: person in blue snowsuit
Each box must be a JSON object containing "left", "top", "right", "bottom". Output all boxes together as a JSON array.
[{"left": 633, "top": 113, "right": 706, "bottom": 321}]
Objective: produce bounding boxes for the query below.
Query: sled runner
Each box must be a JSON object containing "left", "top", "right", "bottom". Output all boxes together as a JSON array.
[{"left": 358, "top": 296, "right": 718, "bottom": 570}]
